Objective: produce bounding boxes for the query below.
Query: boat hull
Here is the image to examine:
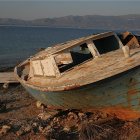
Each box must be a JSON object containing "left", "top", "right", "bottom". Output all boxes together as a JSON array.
[{"left": 22, "top": 66, "right": 140, "bottom": 113}]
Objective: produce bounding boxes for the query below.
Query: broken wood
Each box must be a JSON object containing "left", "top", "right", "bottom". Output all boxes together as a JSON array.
[{"left": 0, "top": 72, "right": 19, "bottom": 88}]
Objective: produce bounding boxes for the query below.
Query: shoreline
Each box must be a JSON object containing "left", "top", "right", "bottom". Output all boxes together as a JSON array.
[{"left": 0, "top": 25, "right": 140, "bottom": 32}]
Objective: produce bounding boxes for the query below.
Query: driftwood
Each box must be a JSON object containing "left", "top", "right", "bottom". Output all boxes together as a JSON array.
[{"left": 0, "top": 72, "right": 19, "bottom": 88}]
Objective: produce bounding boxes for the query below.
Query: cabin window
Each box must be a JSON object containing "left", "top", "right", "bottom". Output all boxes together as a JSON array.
[
  {"left": 55, "top": 43, "right": 93, "bottom": 73},
  {"left": 93, "top": 35, "right": 120, "bottom": 54}
]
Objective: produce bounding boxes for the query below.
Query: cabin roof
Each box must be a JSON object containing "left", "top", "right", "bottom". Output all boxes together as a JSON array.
[{"left": 32, "top": 31, "right": 115, "bottom": 60}]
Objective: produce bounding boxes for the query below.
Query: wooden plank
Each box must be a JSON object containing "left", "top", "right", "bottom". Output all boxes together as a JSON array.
[
  {"left": 0, "top": 72, "right": 18, "bottom": 83},
  {"left": 41, "top": 57, "right": 56, "bottom": 77},
  {"left": 31, "top": 60, "right": 44, "bottom": 76},
  {"left": 55, "top": 52, "right": 73, "bottom": 65},
  {"left": 86, "top": 40, "right": 100, "bottom": 58}
]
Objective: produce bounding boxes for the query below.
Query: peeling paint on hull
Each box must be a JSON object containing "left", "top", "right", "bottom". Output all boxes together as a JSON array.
[{"left": 22, "top": 66, "right": 140, "bottom": 119}]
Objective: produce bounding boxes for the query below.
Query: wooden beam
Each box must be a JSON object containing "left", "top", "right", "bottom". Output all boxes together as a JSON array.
[
  {"left": 0, "top": 72, "right": 18, "bottom": 84},
  {"left": 86, "top": 40, "right": 100, "bottom": 58}
]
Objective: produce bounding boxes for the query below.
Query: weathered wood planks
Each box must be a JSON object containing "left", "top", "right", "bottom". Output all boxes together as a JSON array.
[
  {"left": 28, "top": 47, "right": 140, "bottom": 91},
  {"left": 0, "top": 72, "right": 18, "bottom": 84}
]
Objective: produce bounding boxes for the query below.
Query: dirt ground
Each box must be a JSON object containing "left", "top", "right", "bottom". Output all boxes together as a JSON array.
[{"left": 1, "top": 83, "right": 140, "bottom": 140}]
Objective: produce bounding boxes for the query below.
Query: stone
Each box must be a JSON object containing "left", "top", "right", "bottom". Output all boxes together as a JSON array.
[
  {"left": 68, "top": 112, "right": 78, "bottom": 120},
  {"left": 16, "top": 125, "right": 31, "bottom": 136},
  {"left": 39, "top": 126, "right": 44, "bottom": 132},
  {"left": 0, "top": 125, "right": 11, "bottom": 136},
  {"left": 36, "top": 101, "right": 43, "bottom": 108},
  {"left": 3, "top": 83, "right": 9, "bottom": 89},
  {"left": 0, "top": 101, "right": 6, "bottom": 113},
  {"left": 42, "top": 125, "right": 52, "bottom": 134},
  {"left": 32, "top": 122, "right": 38, "bottom": 127},
  {"left": 63, "top": 126, "right": 70, "bottom": 132},
  {"left": 53, "top": 117, "right": 59, "bottom": 123},
  {"left": 24, "top": 125, "right": 32, "bottom": 132},
  {"left": 38, "top": 113, "right": 52, "bottom": 120},
  {"left": 16, "top": 129, "right": 24, "bottom": 136},
  {"left": 78, "top": 112, "right": 86, "bottom": 120}
]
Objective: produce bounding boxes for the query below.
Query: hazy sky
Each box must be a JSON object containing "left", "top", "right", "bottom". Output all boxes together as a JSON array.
[{"left": 0, "top": 1, "right": 140, "bottom": 20}]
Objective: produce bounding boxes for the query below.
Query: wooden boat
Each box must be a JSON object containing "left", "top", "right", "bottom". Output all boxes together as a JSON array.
[{"left": 15, "top": 31, "right": 140, "bottom": 120}]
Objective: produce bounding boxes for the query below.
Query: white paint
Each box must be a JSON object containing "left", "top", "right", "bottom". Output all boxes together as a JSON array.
[
  {"left": 32, "top": 60, "right": 43, "bottom": 76},
  {"left": 87, "top": 40, "right": 100, "bottom": 58},
  {"left": 41, "top": 57, "right": 56, "bottom": 77}
]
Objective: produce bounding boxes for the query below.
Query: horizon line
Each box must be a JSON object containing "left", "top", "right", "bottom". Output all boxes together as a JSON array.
[{"left": 0, "top": 14, "right": 140, "bottom": 20}]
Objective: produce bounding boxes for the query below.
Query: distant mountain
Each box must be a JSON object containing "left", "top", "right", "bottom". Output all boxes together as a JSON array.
[
  {"left": 0, "top": 18, "right": 29, "bottom": 25},
  {"left": 0, "top": 15, "right": 140, "bottom": 30}
]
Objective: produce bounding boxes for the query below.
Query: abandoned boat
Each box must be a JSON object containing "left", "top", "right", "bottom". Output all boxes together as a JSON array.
[{"left": 15, "top": 31, "right": 140, "bottom": 119}]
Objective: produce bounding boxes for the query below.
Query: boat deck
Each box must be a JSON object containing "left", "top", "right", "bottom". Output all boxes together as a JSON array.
[{"left": 27, "top": 47, "right": 140, "bottom": 91}]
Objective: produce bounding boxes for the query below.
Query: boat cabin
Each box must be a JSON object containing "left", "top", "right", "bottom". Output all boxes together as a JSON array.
[{"left": 28, "top": 32, "right": 125, "bottom": 79}]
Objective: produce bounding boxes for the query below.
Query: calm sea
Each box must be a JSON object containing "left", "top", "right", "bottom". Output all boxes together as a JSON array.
[{"left": 0, "top": 26, "right": 140, "bottom": 68}]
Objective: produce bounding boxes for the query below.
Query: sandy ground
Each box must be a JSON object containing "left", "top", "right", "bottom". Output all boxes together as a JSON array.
[{"left": 1, "top": 83, "right": 140, "bottom": 140}]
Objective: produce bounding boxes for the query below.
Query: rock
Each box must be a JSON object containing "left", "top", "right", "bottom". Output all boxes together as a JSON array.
[
  {"left": 89, "top": 119, "right": 94, "bottom": 123},
  {"left": 68, "top": 112, "right": 78, "bottom": 120},
  {"left": 38, "top": 113, "right": 52, "bottom": 120},
  {"left": 63, "top": 126, "right": 70, "bottom": 132},
  {"left": 42, "top": 125, "right": 53, "bottom": 134},
  {"left": 3, "top": 83, "right": 9, "bottom": 89},
  {"left": 0, "top": 101, "right": 6, "bottom": 113},
  {"left": 45, "top": 125, "right": 52, "bottom": 131},
  {"left": 32, "top": 122, "right": 38, "bottom": 127},
  {"left": 36, "top": 101, "right": 43, "bottom": 108},
  {"left": 78, "top": 112, "right": 86, "bottom": 120},
  {"left": 92, "top": 111, "right": 108, "bottom": 121},
  {"left": 39, "top": 126, "right": 44, "bottom": 132},
  {"left": 38, "top": 110, "right": 59, "bottom": 120},
  {"left": 16, "top": 125, "right": 31, "bottom": 136},
  {"left": 36, "top": 101, "right": 47, "bottom": 111},
  {"left": 100, "top": 112, "right": 108, "bottom": 118},
  {"left": 53, "top": 117, "right": 59, "bottom": 123},
  {"left": 24, "top": 125, "right": 32, "bottom": 132},
  {"left": 16, "top": 129, "right": 24, "bottom": 136},
  {"left": 0, "top": 125, "right": 11, "bottom": 136},
  {"left": 32, "top": 122, "right": 39, "bottom": 133},
  {"left": 68, "top": 112, "right": 74, "bottom": 116}
]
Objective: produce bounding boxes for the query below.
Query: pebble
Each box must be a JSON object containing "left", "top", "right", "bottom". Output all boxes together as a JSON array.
[
  {"left": 38, "top": 110, "right": 59, "bottom": 121},
  {"left": 68, "top": 112, "right": 75, "bottom": 116},
  {"left": 16, "top": 125, "right": 31, "bottom": 136},
  {"left": 45, "top": 125, "right": 52, "bottom": 131},
  {"left": 16, "top": 129, "right": 24, "bottom": 136},
  {"left": 68, "top": 112, "right": 78, "bottom": 120},
  {"left": 24, "top": 125, "right": 32, "bottom": 132},
  {"left": 0, "top": 125, "right": 11, "bottom": 136},
  {"left": 42, "top": 125, "right": 53, "bottom": 134},
  {"left": 53, "top": 117, "right": 60, "bottom": 123},
  {"left": 78, "top": 112, "right": 86, "bottom": 120},
  {"left": 39, "top": 126, "right": 44, "bottom": 132},
  {"left": 36, "top": 101, "right": 43, "bottom": 108},
  {"left": 38, "top": 113, "right": 52, "bottom": 120},
  {"left": 63, "top": 126, "right": 70, "bottom": 132},
  {"left": 32, "top": 122, "right": 38, "bottom": 127}
]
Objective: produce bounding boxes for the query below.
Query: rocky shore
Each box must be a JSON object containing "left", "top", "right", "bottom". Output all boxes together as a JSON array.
[{"left": 1, "top": 82, "right": 140, "bottom": 139}]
